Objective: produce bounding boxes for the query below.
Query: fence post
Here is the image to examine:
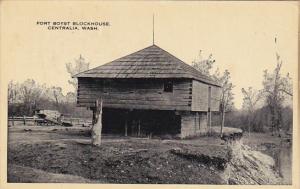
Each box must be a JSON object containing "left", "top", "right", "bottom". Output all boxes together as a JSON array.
[
  {"left": 33, "top": 116, "right": 35, "bottom": 126},
  {"left": 23, "top": 115, "right": 26, "bottom": 125},
  {"left": 12, "top": 115, "right": 14, "bottom": 126}
]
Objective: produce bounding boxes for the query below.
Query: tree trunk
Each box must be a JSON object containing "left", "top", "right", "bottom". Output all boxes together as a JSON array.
[
  {"left": 208, "top": 86, "right": 212, "bottom": 135},
  {"left": 12, "top": 114, "right": 14, "bottom": 126},
  {"left": 248, "top": 111, "right": 252, "bottom": 137},
  {"left": 276, "top": 106, "right": 282, "bottom": 137},
  {"left": 220, "top": 108, "right": 225, "bottom": 137},
  {"left": 269, "top": 103, "right": 275, "bottom": 136},
  {"left": 208, "top": 111, "right": 212, "bottom": 135},
  {"left": 91, "top": 98, "right": 103, "bottom": 146},
  {"left": 248, "top": 115, "right": 251, "bottom": 137},
  {"left": 55, "top": 98, "right": 59, "bottom": 110},
  {"left": 11, "top": 99, "right": 14, "bottom": 126}
]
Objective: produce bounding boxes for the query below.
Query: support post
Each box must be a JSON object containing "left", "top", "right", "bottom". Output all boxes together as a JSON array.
[
  {"left": 125, "top": 118, "right": 128, "bottom": 137},
  {"left": 91, "top": 98, "right": 103, "bottom": 146},
  {"left": 208, "top": 86, "right": 212, "bottom": 135},
  {"left": 131, "top": 121, "right": 134, "bottom": 136},
  {"left": 208, "top": 110, "right": 212, "bottom": 135},
  {"left": 194, "top": 114, "right": 197, "bottom": 133},
  {"left": 197, "top": 112, "right": 201, "bottom": 131},
  {"left": 138, "top": 120, "right": 141, "bottom": 137}
]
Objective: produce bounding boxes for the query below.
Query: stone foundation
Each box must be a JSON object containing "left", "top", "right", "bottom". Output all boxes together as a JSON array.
[{"left": 180, "top": 111, "right": 208, "bottom": 138}]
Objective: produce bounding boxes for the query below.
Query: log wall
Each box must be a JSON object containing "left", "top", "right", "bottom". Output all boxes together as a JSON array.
[{"left": 77, "top": 78, "right": 192, "bottom": 111}]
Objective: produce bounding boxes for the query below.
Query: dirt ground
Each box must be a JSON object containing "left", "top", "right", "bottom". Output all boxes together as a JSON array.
[
  {"left": 8, "top": 126, "right": 290, "bottom": 184},
  {"left": 7, "top": 125, "right": 285, "bottom": 184}
]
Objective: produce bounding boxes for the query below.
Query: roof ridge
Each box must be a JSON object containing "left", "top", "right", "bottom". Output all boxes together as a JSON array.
[
  {"left": 154, "top": 45, "right": 219, "bottom": 85},
  {"left": 73, "top": 45, "right": 156, "bottom": 78}
]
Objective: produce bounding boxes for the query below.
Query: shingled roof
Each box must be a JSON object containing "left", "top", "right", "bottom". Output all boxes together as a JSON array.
[{"left": 74, "top": 45, "right": 220, "bottom": 87}]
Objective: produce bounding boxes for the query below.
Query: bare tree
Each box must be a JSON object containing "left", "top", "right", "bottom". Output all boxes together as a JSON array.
[
  {"left": 8, "top": 81, "right": 17, "bottom": 105},
  {"left": 65, "top": 92, "right": 76, "bottom": 103},
  {"left": 19, "top": 79, "right": 43, "bottom": 115},
  {"left": 66, "top": 55, "right": 90, "bottom": 95},
  {"left": 241, "top": 87, "right": 263, "bottom": 136},
  {"left": 215, "top": 70, "right": 235, "bottom": 137},
  {"left": 191, "top": 52, "right": 235, "bottom": 136},
  {"left": 191, "top": 50, "right": 215, "bottom": 76},
  {"left": 262, "top": 53, "right": 293, "bottom": 136},
  {"left": 50, "top": 87, "right": 64, "bottom": 110},
  {"left": 8, "top": 81, "right": 18, "bottom": 124}
]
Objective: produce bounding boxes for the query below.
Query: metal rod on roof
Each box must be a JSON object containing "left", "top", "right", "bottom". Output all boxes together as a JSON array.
[{"left": 153, "top": 14, "right": 155, "bottom": 45}]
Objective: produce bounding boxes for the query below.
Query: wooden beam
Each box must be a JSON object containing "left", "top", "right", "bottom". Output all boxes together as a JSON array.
[
  {"left": 91, "top": 98, "right": 103, "bottom": 146},
  {"left": 208, "top": 86, "right": 212, "bottom": 135},
  {"left": 125, "top": 114, "right": 128, "bottom": 137},
  {"left": 138, "top": 120, "right": 141, "bottom": 137}
]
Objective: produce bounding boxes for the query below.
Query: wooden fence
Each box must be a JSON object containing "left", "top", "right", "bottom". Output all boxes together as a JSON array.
[{"left": 8, "top": 116, "right": 92, "bottom": 126}]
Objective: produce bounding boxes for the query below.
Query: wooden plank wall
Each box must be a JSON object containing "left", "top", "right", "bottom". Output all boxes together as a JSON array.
[
  {"left": 191, "top": 80, "right": 208, "bottom": 111},
  {"left": 77, "top": 78, "right": 192, "bottom": 111},
  {"left": 210, "top": 85, "right": 221, "bottom": 111},
  {"left": 191, "top": 80, "right": 221, "bottom": 112}
]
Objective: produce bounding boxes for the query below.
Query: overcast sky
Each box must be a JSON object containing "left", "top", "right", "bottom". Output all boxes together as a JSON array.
[{"left": 1, "top": 1, "right": 298, "bottom": 109}]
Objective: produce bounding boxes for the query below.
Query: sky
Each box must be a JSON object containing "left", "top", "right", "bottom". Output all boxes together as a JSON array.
[{"left": 1, "top": 1, "right": 298, "bottom": 109}]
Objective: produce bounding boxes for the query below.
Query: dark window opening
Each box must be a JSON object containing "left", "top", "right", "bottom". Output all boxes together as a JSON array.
[{"left": 164, "top": 81, "right": 173, "bottom": 92}]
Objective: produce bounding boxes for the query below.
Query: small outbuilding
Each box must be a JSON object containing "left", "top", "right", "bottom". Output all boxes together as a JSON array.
[{"left": 74, "top": 44, "right": 221, "bottom": 138}]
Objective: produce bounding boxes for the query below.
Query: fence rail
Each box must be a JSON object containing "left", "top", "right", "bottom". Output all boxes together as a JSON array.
[
  {"left": 8, "top": 116, "right": 43, "bottom": 121},
  {"left": 8, "top": 116, "right": 92, "bottom": 126}
]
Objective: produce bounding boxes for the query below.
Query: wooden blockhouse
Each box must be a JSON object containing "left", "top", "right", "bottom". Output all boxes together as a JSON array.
[{"left": 74, "top": 45, "right": 221, "bottom": 138}]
